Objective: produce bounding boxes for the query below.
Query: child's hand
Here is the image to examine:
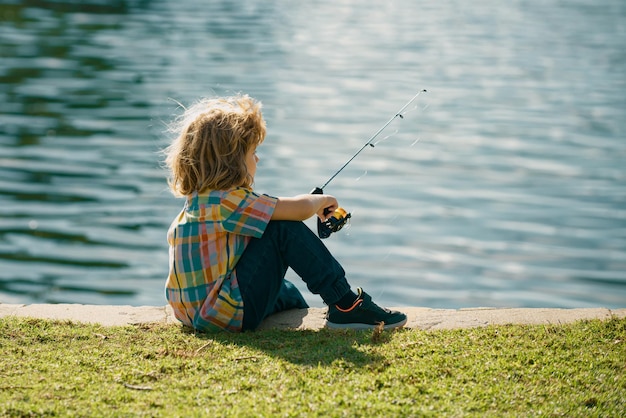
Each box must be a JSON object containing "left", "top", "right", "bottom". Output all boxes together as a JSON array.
[{"left": 316, "top": 195, "right": 338, "bottom": 221}]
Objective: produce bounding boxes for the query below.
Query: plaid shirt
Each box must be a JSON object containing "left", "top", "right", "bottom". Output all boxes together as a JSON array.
[{"left": 165, "top": 188, "right": 277, "bottom": 332}]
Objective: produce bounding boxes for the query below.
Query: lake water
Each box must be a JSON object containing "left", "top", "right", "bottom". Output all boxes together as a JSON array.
[{"left": 1, "top": 0, "right": 625, "bottom": 309}]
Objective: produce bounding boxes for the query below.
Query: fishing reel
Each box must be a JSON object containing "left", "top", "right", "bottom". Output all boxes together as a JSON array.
[{"left": 311, "top": 187, "right": 351, "bottom": 239}]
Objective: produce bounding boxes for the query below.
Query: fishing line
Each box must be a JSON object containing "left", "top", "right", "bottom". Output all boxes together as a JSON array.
[
  {"left": 311, "top": 89, "right": 428, "bottom": 238},
  {"left": 354, "top": 170, "right": 368, "bottom": 182},
  {"left": 372, "top": 128, "right": 398, "bottom": 147},
  {"left": 410, "top": 137, "right": 422, "bottom": 147}
]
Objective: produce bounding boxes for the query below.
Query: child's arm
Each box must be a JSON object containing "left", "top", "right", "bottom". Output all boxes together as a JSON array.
[{"left": 271, "top": 194, "right": 339, "bottom": 222}]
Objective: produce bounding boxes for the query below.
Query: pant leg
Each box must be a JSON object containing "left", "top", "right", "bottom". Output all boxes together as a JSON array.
[
  {"left": 272, "top": 279, "right": 309, "bottom": 314},
  {"left": 236, "top": 220, "right": 351, "bottom": 331}
]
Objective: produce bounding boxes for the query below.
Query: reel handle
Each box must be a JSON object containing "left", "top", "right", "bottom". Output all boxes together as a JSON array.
[{"left": 311, "top": 187, "right": 351, "bottom": 239}]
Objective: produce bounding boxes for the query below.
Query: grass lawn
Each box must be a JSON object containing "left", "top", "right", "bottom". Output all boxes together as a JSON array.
[{"left": 1, "top": 316, "right": 624, "bottom": 417}]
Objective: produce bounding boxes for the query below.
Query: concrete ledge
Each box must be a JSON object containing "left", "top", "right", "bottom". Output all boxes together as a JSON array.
[
  {"left": 0, "top": 303, "right": 178, "bottom": 327},
  {"left": 1, "top": 303, "right": 624, "bottom": 330}
]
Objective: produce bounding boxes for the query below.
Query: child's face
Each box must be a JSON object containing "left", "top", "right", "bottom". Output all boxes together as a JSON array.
[{"left": 245, "top": 146, "right": 259, "bottom": 181}]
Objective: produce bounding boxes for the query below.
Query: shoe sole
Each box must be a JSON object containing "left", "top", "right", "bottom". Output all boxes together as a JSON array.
[{"left": 325, "top": 317, "right": 407, "bottom": 330}]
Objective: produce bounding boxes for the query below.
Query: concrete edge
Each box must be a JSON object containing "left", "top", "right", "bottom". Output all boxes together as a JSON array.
[{"left": 1, "top": 303, "right": 624, "bottom": 330}]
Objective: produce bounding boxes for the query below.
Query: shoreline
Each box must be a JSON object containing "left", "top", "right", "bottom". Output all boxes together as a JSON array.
[{"left": 1, "top": 303, "right": 624, "bottom": 330}]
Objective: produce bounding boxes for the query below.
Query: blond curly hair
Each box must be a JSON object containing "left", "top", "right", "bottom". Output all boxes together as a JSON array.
[{"left": 165, "top": 94, "right": 266, "bottom": 196}]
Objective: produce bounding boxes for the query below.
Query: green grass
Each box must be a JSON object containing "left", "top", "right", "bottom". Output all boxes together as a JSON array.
[{"left": 1, "top": 317, "right": 624, "bottom": 417}]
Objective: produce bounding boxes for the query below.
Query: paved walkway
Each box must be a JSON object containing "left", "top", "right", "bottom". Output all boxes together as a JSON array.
[{"left": 1, "top": 303, "right": 624, "bottom": 330}]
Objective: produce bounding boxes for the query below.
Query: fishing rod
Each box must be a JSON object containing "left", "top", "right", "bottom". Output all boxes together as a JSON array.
[{"left": 312, "top": 89, "right": 427, "bottom": 238}]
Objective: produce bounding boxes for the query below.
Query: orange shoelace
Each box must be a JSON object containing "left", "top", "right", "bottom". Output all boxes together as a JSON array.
[{"left": 334, "top": 298, "right": 363, "bottom": 313}]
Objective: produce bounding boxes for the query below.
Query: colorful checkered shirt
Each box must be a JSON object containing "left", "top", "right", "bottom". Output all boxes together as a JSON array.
[{"left": 165, "top": 188, "right": 277, "bottom": 332}]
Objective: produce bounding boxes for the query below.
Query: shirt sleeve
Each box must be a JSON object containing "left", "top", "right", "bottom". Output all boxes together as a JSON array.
[{"left": 220, "top": 188, "right": 278, "bottom": 238}]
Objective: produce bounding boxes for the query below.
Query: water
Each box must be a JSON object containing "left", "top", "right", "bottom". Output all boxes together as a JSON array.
[{"left": 1, "top": 0, "right": 625, "bottom": 309}]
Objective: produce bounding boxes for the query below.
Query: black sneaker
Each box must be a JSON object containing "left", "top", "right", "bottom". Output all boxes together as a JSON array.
[{"left": 326, "top": 288, "right": 407, "bottom": 330}]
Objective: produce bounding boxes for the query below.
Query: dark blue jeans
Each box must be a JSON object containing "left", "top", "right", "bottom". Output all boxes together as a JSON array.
[{"left": 236, "top": 220, "right": 351, "bottom": 331}]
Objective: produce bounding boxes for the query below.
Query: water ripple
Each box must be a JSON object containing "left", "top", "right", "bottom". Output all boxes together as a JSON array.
[{"left": 1, "top": 0, "right": 625, "bottom": 308}]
